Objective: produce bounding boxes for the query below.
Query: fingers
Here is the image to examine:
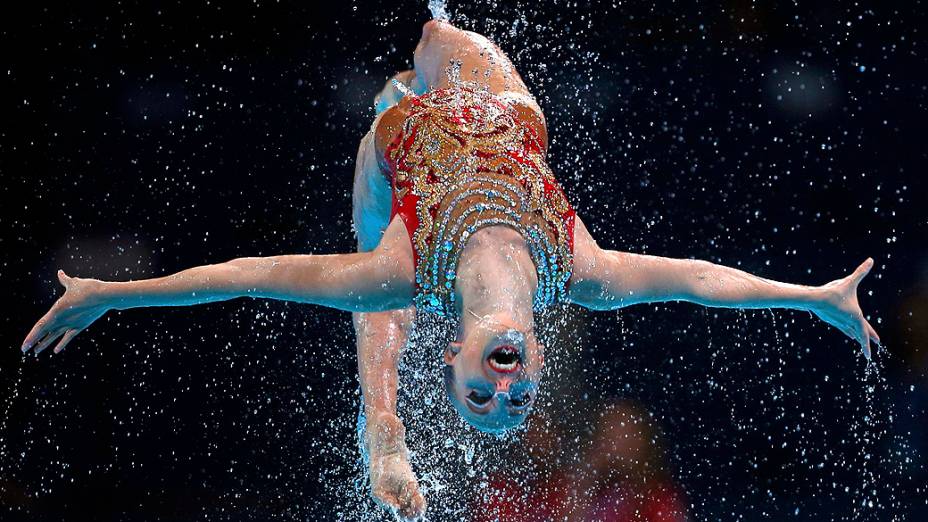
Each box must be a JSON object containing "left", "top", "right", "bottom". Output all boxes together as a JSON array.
[
  {"left": 824, "top": 311, "right": 881, "bottom": 361},
  {"left": 371, "top": 473, "right": 426, "bottom": 521},
  {"left": 22, "top": 270, "right": 72, "bottom": 352},
  {"left": 373, "top": 483, "right": 426, "bottom": 521},
  {"left": 852, "top": 257, "right": 874, "bottom": 283},
  {"left": 849, "top": 316, "right": 882, "bottom": 361},
  {"left": 821, "top": 310, "right": 872, "bottom": 360},
  {"left": 53, "top": 329, "right": 80, "bottom": 354},
  {"left": 371, "top": 486, "right": 399, "bottom": 511},
  {"left": 815, "top": 302, "right": 881, "bottom": 361},
  {"left": 398, "top": 480, "right": 426, "bottom": 520},
  {"left": 57, "top": 269, "right": 72, "bottom": 289},
  {"left": 371, "top": 488, "right": 408, "bottom": 520},
  {"left": 865, "top": 320, "right": 881, "bottom": 349},
  {"left": 22, "top": 314, "right": 53, "bottom": 352},
  {"left": 833, "top": 320, "right": 859, "bottom": 348},
  {"left": 820, "top": 309, "right": 856, "bottom": 340},
  {"left": 857, "top": 320, "right": 871, "bottom": 361},
  {"left": 33, "top": 328, "right": 66, "bottom": 355}
]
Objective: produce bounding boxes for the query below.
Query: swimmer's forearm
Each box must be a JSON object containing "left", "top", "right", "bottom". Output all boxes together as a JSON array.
[
  {"left": 353, "top": 310, "right": 426, "bottom": 515},
  {"left": 354, "top": 309, "right": 413, "bottom": 418},
  {"left": 98, "top": 254, "right": 408, "bottom": 312}
]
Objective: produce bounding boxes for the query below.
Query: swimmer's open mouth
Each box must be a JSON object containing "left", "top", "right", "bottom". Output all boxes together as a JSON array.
[{"left": 487, "top": 345, "right": 521, "bottom": 373}]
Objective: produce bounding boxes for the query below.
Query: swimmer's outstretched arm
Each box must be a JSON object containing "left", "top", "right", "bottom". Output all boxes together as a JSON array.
[
  {"left": 21, "top": 242, "right": 414, "bottom": 355},
  {"left": 569, "top": 218, "right": 880, "bottom": 358}
]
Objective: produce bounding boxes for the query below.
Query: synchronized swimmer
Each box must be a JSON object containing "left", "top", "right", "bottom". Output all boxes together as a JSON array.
[{"left": 22, "top": 20, "right": 879, "bottom": 520}]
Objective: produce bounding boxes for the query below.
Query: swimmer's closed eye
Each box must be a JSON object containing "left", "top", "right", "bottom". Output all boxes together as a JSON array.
[{"left": 467, "top": 390, "right": 493, "bottom": 406}]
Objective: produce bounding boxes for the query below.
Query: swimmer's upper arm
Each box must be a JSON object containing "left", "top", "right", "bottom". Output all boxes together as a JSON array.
[
  {"left": 568, "top": 219, "right": 640, "bottom": 309},
  {"left": 238, "top": 247, "right": 415, "bottom": 312},
  {"left": 353, "top": 130, "right": 393, "bottom": 252},
  {"left": 568, "top": 216, "right": 698, "bottom": 309},
  {"left": 355, "top": 129, "right": 382, "bottom": 185},
  {"left": 569, "top": 248, "right": 695, "bottom": 310}
]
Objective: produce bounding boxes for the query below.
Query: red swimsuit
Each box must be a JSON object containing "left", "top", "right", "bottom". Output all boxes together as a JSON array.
[{"left": 385, "top": 84, "right": 575, "bottom": 316}]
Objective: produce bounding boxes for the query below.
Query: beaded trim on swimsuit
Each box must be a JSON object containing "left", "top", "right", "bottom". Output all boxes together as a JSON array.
[{"left": 386, "top": 83, "right": 576, "bottom": 317}]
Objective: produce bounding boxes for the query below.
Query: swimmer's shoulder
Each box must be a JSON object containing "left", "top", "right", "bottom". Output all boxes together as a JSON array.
[
  {"left": 373, "top": 97, "right": 415, "bottom": 159},
  {"left": 498, "top": 91, "right": 549, "bottom": 151}
]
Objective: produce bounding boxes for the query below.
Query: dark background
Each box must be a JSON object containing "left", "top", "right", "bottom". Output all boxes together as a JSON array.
[{"left": 1, "top": 1, "right": 926, "bottom": 520}]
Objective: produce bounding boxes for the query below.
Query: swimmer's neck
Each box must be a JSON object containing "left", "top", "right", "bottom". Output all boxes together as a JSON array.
[{"left": 455, "top": 225, "right": 537, "bottom": 335}]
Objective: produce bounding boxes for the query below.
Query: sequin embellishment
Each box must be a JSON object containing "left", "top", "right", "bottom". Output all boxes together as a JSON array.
[{"left": 386, "top": 84, "right": 575, "bottom": 316}]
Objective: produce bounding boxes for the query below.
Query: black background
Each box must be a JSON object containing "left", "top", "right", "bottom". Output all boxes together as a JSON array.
[{"left": 1, "top": 1, "right": 926, "bottom": 520}]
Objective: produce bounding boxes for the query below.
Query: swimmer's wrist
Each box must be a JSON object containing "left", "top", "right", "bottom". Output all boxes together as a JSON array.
[
  {"left": 768, "top": 284, "right": 824, "bottom": 312},
  {"left": 803, "top": 285, "right": 830, "bottom": 312},
  {"left": 97, "top": 280, "right": 161, "bottom": 310},
  {"left": 79, "top": 279, "right": 117, "bottom": 310},
  {"left": 364, "top": 411, "right": 408, "bottom": 458},
  {"left": 96, "top": 280, "right": 135, "bottom": 310}
]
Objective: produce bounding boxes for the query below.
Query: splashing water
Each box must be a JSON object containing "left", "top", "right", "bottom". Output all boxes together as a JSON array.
[
  {"left": 428, "top": 0, "right": 450, "bottom": 21},
  {"left": 4, "top": 2, "right": 919, "bottom": 521},
  {"left": 0, "top": 362, "right": 25, "bottom": 478},
  {"left": 324, "top": 308, "right": 585, "bottom": 520},
  {"left": 390, "top": 78, "right": 414, "bottom": 98}
]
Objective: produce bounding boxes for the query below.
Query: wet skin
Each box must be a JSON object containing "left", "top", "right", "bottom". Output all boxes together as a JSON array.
[{"left": 22, "top": 19, "right": 880, "bottom": 522}]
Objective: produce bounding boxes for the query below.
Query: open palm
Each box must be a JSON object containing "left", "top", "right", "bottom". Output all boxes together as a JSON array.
[
  {"left": 21, "top": 270, "right": 108, "bottom": 355},
  {"left": 812, "top": 258, "right": 881, "bottom": 359}
]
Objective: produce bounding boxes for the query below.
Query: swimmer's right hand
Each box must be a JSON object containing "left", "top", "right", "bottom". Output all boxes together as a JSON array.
[
  {"left": 21, "top": 270, "right": 108, "bottom": 355},
  {"left": 365, "top": 412, "right": 427, "bottom": 521}
]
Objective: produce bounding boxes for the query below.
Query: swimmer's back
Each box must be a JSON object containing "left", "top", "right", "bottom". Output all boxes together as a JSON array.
[
  {"left": 374, "top": 20, "right": 548, "bottom": 160},
  {"left": 373, "top": 93, "right": 546, "bottom": 162}
]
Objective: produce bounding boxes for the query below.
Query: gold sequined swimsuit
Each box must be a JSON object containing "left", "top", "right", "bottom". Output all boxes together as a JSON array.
[{"left": 385, "top": 85, "right": 576, "bottom": 316}]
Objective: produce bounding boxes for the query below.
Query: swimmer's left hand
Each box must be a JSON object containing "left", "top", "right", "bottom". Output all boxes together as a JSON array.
[
  {"left": 365, "top": 413, "right": 427, "bottom": 521},
  {"left": 811, "top": 258, "right": 881, "bottom": 360}
]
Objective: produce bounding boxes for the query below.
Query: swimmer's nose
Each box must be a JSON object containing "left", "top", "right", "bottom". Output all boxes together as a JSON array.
[{"left": 494, "top": 378, "right": 513, "bottom": 394}]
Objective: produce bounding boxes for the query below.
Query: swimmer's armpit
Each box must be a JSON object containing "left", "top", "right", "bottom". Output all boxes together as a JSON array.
[{"left": 375, "top": 70, "right": 427, "bottom": 114}]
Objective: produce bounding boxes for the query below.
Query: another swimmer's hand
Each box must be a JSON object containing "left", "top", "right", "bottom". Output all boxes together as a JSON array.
[
  {"left": 365, "top": 412, "right": 427, "bottom": 521},
  {"left": 21, "top": 270, "right": 109, "bottom": 355},
  {"left": 810, "top": 258, "right": 881, "bottom": 360}
]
